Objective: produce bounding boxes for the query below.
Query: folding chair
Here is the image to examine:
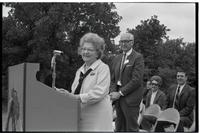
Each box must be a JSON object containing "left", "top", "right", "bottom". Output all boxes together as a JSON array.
[
  {"left": 137, "top": 100, "right": 146, "bottom": 125},
  {"left": 139, "top": 104, "right": 161, "bottom": 132},
  {"left": 154, "top": 108, "right": 180, "bottom": 132}
]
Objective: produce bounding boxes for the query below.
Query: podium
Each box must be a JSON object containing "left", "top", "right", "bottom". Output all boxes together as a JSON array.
[{"left": 7, "top": 63, "right": 80, "bottom": 131}]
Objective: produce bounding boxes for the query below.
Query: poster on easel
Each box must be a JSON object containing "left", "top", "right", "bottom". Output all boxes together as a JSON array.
[{"left": 5, "top": 63, "right": 24, "bottom": 131}]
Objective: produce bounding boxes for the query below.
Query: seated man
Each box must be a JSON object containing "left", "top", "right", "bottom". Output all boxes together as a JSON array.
[
  {"left": 142, "top": 80, "right": 152, "bottom": 105},
  {"left": 166, "top": 69, "right": 195, "bottom": 131},
  {"left": 154, "top": 108, "right": 180, "bottom": 132}
]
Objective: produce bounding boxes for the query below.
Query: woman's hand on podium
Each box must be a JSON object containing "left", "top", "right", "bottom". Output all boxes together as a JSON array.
[
  {"left": 53, "top": 87, "right": 80, "bottom": 100},
  {"left": 53, "top": 87, "right": 67, "bottom": 94},
  {"left": 64, "top": 90, "right": 80, "bottom": 100}
]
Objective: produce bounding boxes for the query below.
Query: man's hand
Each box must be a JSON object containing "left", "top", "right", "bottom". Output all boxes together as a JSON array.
[{"left": 110, "top": 92, "right": 121, "bottom": 102}]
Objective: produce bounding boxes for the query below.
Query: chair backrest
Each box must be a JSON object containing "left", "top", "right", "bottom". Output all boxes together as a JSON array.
[
  {"left": 138, "top": 104, "right": 161, "bottom": 131},
  {"left": 154, "top": 108, "right": 180, "bottom": 132},
  {"left": 143, "top": 104, "right": 161, "bottom": 118}
]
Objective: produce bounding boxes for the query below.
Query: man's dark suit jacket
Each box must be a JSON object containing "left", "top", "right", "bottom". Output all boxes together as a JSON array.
[
  {"left": 110, "top": 49, "right": 144, "bottom": 106},
  {"left": 166, "top": 84, "right": 195, "bottom": 127},
  {"left": 145, "top": 89, "right": 167, "bottom": 110}
]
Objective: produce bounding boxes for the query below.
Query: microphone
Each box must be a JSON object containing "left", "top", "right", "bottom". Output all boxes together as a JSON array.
[
  {"left": 53, "top": 50, "right": 63, "bottom": 56},
  {"left": 51, "top": 50, "right": 64, "bottom": 69}
]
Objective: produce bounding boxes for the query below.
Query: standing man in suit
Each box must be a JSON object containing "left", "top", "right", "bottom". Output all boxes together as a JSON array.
[
  {"left": 110, "top": 32, "right": 144, "bottom": 131},
  {"left": 166, "top": 69, "right": 195, "bottom": 131},
  {"left": 145, "top": 75, "right": 167, "bottom": 110}
]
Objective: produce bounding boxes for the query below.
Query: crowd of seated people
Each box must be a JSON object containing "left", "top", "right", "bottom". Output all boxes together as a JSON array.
[{"left": 112, "top": 72, "right": 196, "bottom": 132}]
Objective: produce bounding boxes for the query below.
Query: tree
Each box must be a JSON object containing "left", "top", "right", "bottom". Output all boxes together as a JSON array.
[
  {"left": 2, "top": 3, "right": 122, "bottom": 101},
  {"left": 126, "top": 15, "right": 196, "bottom": 89},
  {"left": 157, "top": 38, "right": 184, "bottom": 69},
  {"left": 128, "top": 15, "right": 170, "bottom": 70},
  {"left": 157, "top": 38, "right": 196, "bottom": 88}
]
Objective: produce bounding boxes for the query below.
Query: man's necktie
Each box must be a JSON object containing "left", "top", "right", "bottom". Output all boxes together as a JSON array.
[
  {"left": 173, "top": 85, "right": 181, "bottom": 108},
  {"left": 74, "top": 68, "right": 92, "bottom": 94},
  {"left": 118, "top": 53, "right": 126, "bottom": 85}
]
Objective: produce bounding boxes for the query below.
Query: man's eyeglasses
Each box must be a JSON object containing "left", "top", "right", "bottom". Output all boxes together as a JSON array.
[
  {"left": 81, "top": 48, "right": 96, "bottom": 52},
  {"left": 119, "top": 40, "right": 133, "bottom": 44}
]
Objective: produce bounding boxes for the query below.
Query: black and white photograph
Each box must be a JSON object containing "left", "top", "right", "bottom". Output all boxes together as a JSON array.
[{"left": 2, "top": 1, "right": 198, "bottom": 132}]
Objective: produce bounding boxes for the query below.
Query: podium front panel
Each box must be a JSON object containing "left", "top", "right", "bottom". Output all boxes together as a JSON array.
[{"left": 8, "top": 63, "right": 80, "bottom": 131}]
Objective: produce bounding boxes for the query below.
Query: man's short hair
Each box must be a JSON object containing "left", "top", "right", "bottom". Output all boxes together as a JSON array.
[{"left": 176, "top": 67, "right": 187, "bottom": 76}]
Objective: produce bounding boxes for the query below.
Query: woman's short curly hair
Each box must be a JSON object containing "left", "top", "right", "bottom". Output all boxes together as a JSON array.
[
  {"left": 150, "top": 75, "right": 163, "bottom": 86},
  {"left": 78, "top": 32, "right": 105, "bottom": 59}
]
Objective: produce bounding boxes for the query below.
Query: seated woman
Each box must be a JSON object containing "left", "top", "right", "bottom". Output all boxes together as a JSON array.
[{"left": 145, "top": 75, "right": 167, "bottom": 110}]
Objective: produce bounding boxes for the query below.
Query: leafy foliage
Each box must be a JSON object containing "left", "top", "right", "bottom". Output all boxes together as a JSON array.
[
  {"left": 128, "top": 15, "right": 196, "bottom": 89},
  {"left": 2, "top": 3, "right": 122, "bottom": 94},
  {"left": 2, "top": 4, "right": 196, "bottom": 107}
]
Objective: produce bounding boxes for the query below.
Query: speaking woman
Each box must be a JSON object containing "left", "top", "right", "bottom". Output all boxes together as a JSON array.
[{"left": 54, "top": 32, "right": 113, "bottom": 131}]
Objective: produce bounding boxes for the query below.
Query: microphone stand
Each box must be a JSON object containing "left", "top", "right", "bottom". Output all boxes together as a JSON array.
[
  {"left": 51, "top": 55, "right": 57, "bottom": 89},
  {"left": 51, "top": 50, "right": 63, "bottom": 89}
]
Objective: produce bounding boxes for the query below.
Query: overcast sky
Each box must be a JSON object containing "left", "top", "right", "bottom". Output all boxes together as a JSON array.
[
  {"left": 3, "top": 2, "right": 196, "bottom": 43},
  {"left": 114, "top": 2, "right": 196, "bottom": 43}
]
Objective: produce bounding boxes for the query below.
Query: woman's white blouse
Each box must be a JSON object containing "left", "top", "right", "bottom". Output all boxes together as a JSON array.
[{"left": 71, "top": 59, "right": 110, "bottom": 104}]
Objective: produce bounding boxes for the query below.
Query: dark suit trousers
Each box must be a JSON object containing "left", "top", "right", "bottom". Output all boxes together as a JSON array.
[
  {"left": 176, "top": 116, "right": 193, "bottom": 132},
  {"left": 115, "top": 98, "right": 139, "bottom": 131}
]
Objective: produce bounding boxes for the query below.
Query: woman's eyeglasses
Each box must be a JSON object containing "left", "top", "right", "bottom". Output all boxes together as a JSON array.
[{"left": 151, "top": 83, "right": 159, "bottom": 86}]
